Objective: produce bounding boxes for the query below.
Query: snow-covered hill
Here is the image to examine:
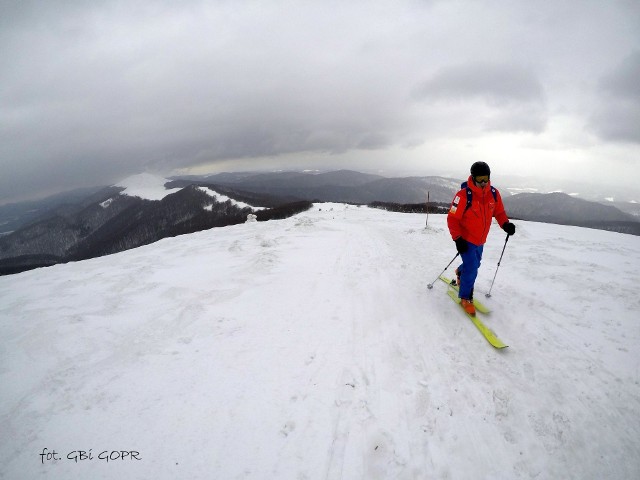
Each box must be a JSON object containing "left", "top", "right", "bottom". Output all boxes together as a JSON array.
[
  {"left": 1, "top": 205, "right": 639, "bottom": 479},
  {"left": 0, "top": 174, "right": 269, "bottom": 275},
  {"left": 115, "top": 173, "right": 182, "bottom": 201}
]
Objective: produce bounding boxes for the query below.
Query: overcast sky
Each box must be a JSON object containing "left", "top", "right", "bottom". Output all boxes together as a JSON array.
[{"left": 1, "top": 0, "right": 639, "bottom": 204}]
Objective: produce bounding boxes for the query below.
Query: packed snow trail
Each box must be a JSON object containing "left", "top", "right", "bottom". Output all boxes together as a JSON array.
[{"left": 0, "top": 204, "right": 639, "bottom": 479}]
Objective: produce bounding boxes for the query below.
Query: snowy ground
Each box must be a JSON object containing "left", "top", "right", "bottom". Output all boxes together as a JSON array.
[{"left": 1, "top": 204, "right": 639, "bottom": 479}]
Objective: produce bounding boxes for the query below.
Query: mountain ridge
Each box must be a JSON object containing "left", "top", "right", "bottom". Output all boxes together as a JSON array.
[
  {"left": 0, "top": 180, "right": 311, "bottom": 275},
  {"left": 1, "top": 170, "right": 637, "bottom": 275},
  {"left": 503, "top": 191, "right": 640, "bottom": 235}
]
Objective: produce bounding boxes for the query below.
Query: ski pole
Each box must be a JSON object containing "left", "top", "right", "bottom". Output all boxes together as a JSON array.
[
  {"left": 485, "top": 234, "right": 510, "bottom": 298},
  {"left": 427, "top": 252, "right": 460, "bottom": 290}
]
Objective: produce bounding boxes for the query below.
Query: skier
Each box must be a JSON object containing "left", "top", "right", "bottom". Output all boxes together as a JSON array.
[{"left": 447, "top": 162, "right": 515, "bottom": 315}]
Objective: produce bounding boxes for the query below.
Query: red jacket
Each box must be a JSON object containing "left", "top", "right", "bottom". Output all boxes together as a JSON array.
[{"left": 447, "top": 176, "right": 509, "bottom": 246}]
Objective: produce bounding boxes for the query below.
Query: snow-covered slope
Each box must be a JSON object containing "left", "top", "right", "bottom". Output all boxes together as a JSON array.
[
  {"left": 115, "top": 173, "right": 181, "bottom": 200},
  {"left": 1, "top": 205, "right": 639, "bottom": 479},
  {"left": 197, "top": 186, "right": 265, "bottom": 211}
]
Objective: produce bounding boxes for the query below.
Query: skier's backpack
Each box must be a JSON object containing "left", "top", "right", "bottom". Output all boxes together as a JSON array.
[{"left": 461, "top": 181, "right": 497, "bottom": 212}]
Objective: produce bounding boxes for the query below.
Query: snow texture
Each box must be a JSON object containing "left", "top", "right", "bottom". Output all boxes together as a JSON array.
[
  {"left": 197, "top": 187, "right": 265, "bottom": 211},
  {"left": 115, "top": 173, "right": 181, "bottom": 201},
  {"left": 1, "top": 204, "right": 639, "bottom": 479}
]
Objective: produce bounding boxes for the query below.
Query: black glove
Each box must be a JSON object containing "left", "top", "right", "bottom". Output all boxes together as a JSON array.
[
  {"left": 454, "top": 237, "right": 468, "bottom": 254},
  {"left": 502, "top": 222, "right": 516, "bottom": 236}
]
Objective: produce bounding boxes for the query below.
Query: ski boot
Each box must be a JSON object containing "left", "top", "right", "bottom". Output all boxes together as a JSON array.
[{"left": 460, "top": 298, "right": 476, "bottom": 316}]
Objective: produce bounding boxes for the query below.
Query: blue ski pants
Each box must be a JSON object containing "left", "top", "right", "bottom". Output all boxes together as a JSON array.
[{"left": 458, "top": 242, "right": 484, "bottom": 300}]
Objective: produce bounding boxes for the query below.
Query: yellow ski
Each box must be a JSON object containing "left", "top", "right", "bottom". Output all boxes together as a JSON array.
[
  {"left": 439, "top": 276, "right": 491, "bottom": 314},
  {"left": 447, "top": 289, "right": 508, "bottom": 349}
]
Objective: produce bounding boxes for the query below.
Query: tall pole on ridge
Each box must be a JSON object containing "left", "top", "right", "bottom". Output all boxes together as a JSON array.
[{"left": 425, "top": 191, "right": 430, "bottom": 228}]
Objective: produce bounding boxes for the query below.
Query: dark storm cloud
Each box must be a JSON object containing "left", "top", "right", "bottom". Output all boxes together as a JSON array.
[
  {"left": 600, "top": 50, "right": 640, "bottom": 98},
  {"left": 414, "top": 63, "right": 547, "bottom": 133},
  {"left": 589, "top": 50, "right": 640, "bottom": 143},
  {"left": 1, "top": 0, "right": 639, "bottom": 203},
  {"left": 416, "top": 63, "right": 544, "bottom": 104},
  {"left": 2, "top": 0, "right": 443, "bottom": 201},
  {"left": 0, "top": 1, "right": 416, "bottom": 202}
]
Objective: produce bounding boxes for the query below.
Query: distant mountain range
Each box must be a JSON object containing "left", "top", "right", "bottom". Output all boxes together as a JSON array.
[
  {"left": 0, "top": 179, "right": 310, "bottom": 275},
  {"left": 176, "top": 170, "right": 460, "bottom": 205},
  {"left": 503, "top": 192, "right": 640, "bottom": 235},
  {"left": 181, "top": 169, "right": 640, "bottom": 234},
  {"left": 1, "top": 169, "right": 637, "bottom": 275},
  {"left": 0, "top": 186, "right": 106, "bottom": 235}
]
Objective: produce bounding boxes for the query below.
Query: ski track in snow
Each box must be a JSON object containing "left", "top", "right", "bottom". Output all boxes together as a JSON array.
[{"left": 0, "top": 204, "right": 639, "bottom": 479}]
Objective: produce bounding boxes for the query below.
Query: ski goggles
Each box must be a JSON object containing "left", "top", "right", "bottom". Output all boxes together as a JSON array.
[{"left": 474, "top": 175, "right": 490, "bottom": 184}]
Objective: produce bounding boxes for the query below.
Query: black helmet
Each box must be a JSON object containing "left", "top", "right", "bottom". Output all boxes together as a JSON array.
[{"left": 470, "top": 161, "right": 491, "bottom": 177}]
